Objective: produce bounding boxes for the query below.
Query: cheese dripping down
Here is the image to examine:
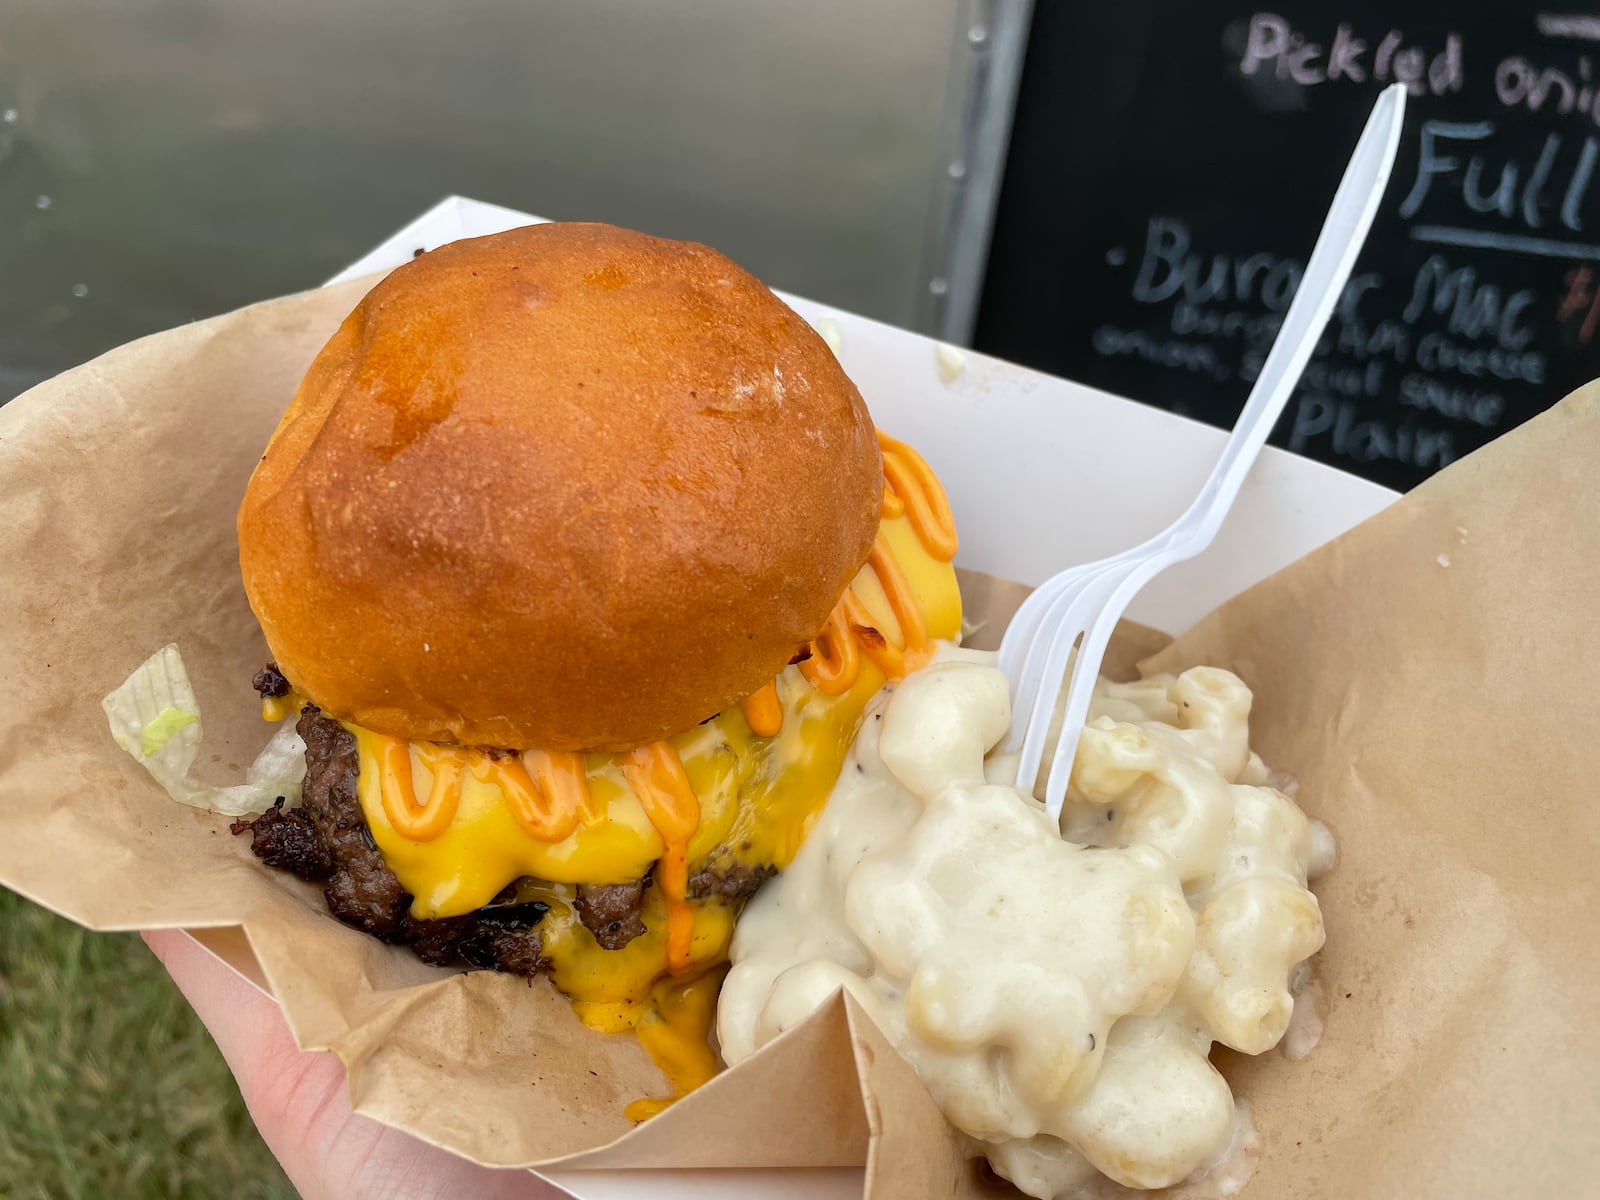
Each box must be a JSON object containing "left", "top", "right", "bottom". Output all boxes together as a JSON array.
[{"left": 620, "top": 743, "right": 701, "bottom": 973}]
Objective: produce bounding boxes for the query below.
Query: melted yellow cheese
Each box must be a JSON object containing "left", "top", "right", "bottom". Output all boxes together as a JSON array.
[
  {"left": 624, "top": 967, "right": 728, "bottom": 1121},
  {"left": 261, "top": 692, "right": 302, "bottom": 722}
]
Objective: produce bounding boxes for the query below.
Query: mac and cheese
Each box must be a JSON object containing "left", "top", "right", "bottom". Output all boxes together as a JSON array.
[{"left": 718, "top": 649, "right": 1329, "bottom": 1196}]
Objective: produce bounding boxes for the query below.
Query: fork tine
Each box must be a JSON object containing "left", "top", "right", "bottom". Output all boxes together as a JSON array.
[
  {"left": 1008, "top": 564, "right": 1110, "bottom": 757},
  {"left": 1041, "top": 558, "right": 1161, "bottom": 818},
  {"left": 1040, "top": 619, "right": 1113, "bottom": 819},
  {"left": 1007, "top": 583, "right": 1079, "bottom": 763},
  {"left": 996, "top": 573, "right": 1067, "bottom": 682},
  {"left": 1013, "top": 615, "right": 1080, "bottom": 792},
  {"left": 1003, "top": 572, "right": 1084, "bottom": 753},
  {"left": 999, "top": 529, "right": 1176, "bottom": 687},
  {"left": 996, "top": 587, "right": 1047, "bottom": 684},
  {"left": 1014, "top": 566, "right": 1121, "bottom": 791},
  {"left": 1004, "top": 573, "right": 1087, "bottom": 754}
]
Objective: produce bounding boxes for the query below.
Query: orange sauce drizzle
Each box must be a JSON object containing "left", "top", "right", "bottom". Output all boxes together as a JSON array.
[
  {"left": 878, "top": 431, "right": 959, "bottom": 562},
  {"left": 378, "top": 739, "right": 465, "bottom": 841},
  {"left": 799, "top": 603, "right": 861, "bottom": 696},
  {"left": 738, "top": 681, "right": 783, "bottom": 736},
  {"left": 765, "top": 432, "right": 960, "bottom": 726},
  {"left": 846, "top": 533, "right": 932, "bottom": 678},
  {"left": 621, "top": 743, "right": 703, "bottom": 972},
  {"left": 476, "top": 749, "right": 595, "bottom": 841},
  {"left": 379, "top": 737, "right": 599, "bottom": 846}
]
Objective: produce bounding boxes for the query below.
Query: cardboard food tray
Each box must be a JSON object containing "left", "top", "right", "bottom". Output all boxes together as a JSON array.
[{"left": 1, "top": 197, "right": 1593, "bottom": 1200}]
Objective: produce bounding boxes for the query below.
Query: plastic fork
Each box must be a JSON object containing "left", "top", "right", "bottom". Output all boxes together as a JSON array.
[{"left": 998, "top": 83, "right": 1407, "bottom": 825}]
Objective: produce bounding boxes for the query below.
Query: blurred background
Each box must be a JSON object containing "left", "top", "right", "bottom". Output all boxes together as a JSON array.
[
  {"left": 2, "top": 1, "right": 1593, "bottom": 490},
  {"left": 2, "top": 0, "right": 1595, "bottom": 1193},
  {"left": 0, "top": 0, "right": 1010, "bottom": 400}
]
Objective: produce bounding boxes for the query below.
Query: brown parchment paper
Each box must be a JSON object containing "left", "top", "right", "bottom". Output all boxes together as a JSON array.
[
  {"left": 1140, "top": 385, "right": 1600, "bottom": 1200},
  {"left": 0, "top": 274, "right": 1594, "bottom": 1199}
]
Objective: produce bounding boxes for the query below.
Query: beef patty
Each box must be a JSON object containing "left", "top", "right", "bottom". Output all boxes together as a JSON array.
[
  {"left": 232, "top": 706, "right": 559, "bottom": 975},
  {"left": 574, "top": 879, "right": 651, "bottom": 950}
]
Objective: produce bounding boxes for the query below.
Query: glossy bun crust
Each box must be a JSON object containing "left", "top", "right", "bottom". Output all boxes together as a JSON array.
[{"left": 237, "top": 223, "right": 881, "bottom": 751}]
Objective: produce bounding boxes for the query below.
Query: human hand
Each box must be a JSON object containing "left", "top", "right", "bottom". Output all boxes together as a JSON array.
[{"left": 142, "top": 929, "right": 567, "bottom": 1200}]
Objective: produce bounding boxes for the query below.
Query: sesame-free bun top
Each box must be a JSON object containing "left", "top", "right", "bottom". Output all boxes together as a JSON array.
[{"left": 237, "top": 222, "right": 882, "bottom": 752}]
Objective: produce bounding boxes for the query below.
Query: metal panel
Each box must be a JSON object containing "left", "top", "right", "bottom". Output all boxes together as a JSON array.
[
  {"left": 0, "top": 0, "right": 980, "bottom": 401},
  {"left": 925, "top": 0, "right": 1033, "bottom": 344}
]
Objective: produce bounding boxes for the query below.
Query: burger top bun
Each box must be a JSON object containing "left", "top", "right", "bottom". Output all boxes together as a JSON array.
[{"left": 237, "top": 222, "right": 882, "bottom": 752}]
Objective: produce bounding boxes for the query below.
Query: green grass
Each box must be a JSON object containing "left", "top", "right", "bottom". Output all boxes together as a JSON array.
[{"left": 0, "top": 889, "right": 295, "bottom": 1199}]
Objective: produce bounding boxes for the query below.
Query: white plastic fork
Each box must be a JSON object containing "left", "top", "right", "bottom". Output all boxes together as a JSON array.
[{"left": 999, "top": 83, "right": 1407, "bottom": 825}]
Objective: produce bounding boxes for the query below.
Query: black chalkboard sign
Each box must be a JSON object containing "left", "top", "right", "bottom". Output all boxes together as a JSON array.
[{"left": 975, "top": 2, "right": 1600, "bottom": 490}]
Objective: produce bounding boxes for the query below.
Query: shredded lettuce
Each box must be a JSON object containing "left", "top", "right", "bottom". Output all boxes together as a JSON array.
[{"left": 102, "top": 643, "right": 304, "bottom": 816}]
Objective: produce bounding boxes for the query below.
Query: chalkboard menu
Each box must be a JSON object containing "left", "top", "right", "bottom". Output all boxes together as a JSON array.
[{"left": 975, "top": 3, "right": 1600, "bottom": 490}]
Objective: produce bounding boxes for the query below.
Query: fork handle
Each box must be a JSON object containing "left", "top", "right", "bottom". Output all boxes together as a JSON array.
[
  {"left": 1170, "top": 84, "right": 1406, "bottom": 553},
  {"left": 1005, "top": 81, "right": 1402, "bottom": 686},
  {"left": 1036, "top": 85, "right": 1408, "bottom": 821}
]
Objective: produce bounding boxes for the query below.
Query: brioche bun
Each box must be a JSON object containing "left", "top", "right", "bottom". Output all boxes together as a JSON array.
[{"left": 237, "top": 222, "right": 881, "bottom": 751}]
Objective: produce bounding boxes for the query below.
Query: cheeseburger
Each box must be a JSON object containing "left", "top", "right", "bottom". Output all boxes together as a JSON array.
[{"left": 231, "top": 222, "right": 961, "bottom": 1113}]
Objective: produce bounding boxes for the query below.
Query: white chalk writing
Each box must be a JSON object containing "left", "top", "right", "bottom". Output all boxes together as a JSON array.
[
  {"left": 1071, "top": 12, "right": 1594, "bottom": 482},
  {"left": 1239, "top": 14, "right": 1463, "bottom": 96}
]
